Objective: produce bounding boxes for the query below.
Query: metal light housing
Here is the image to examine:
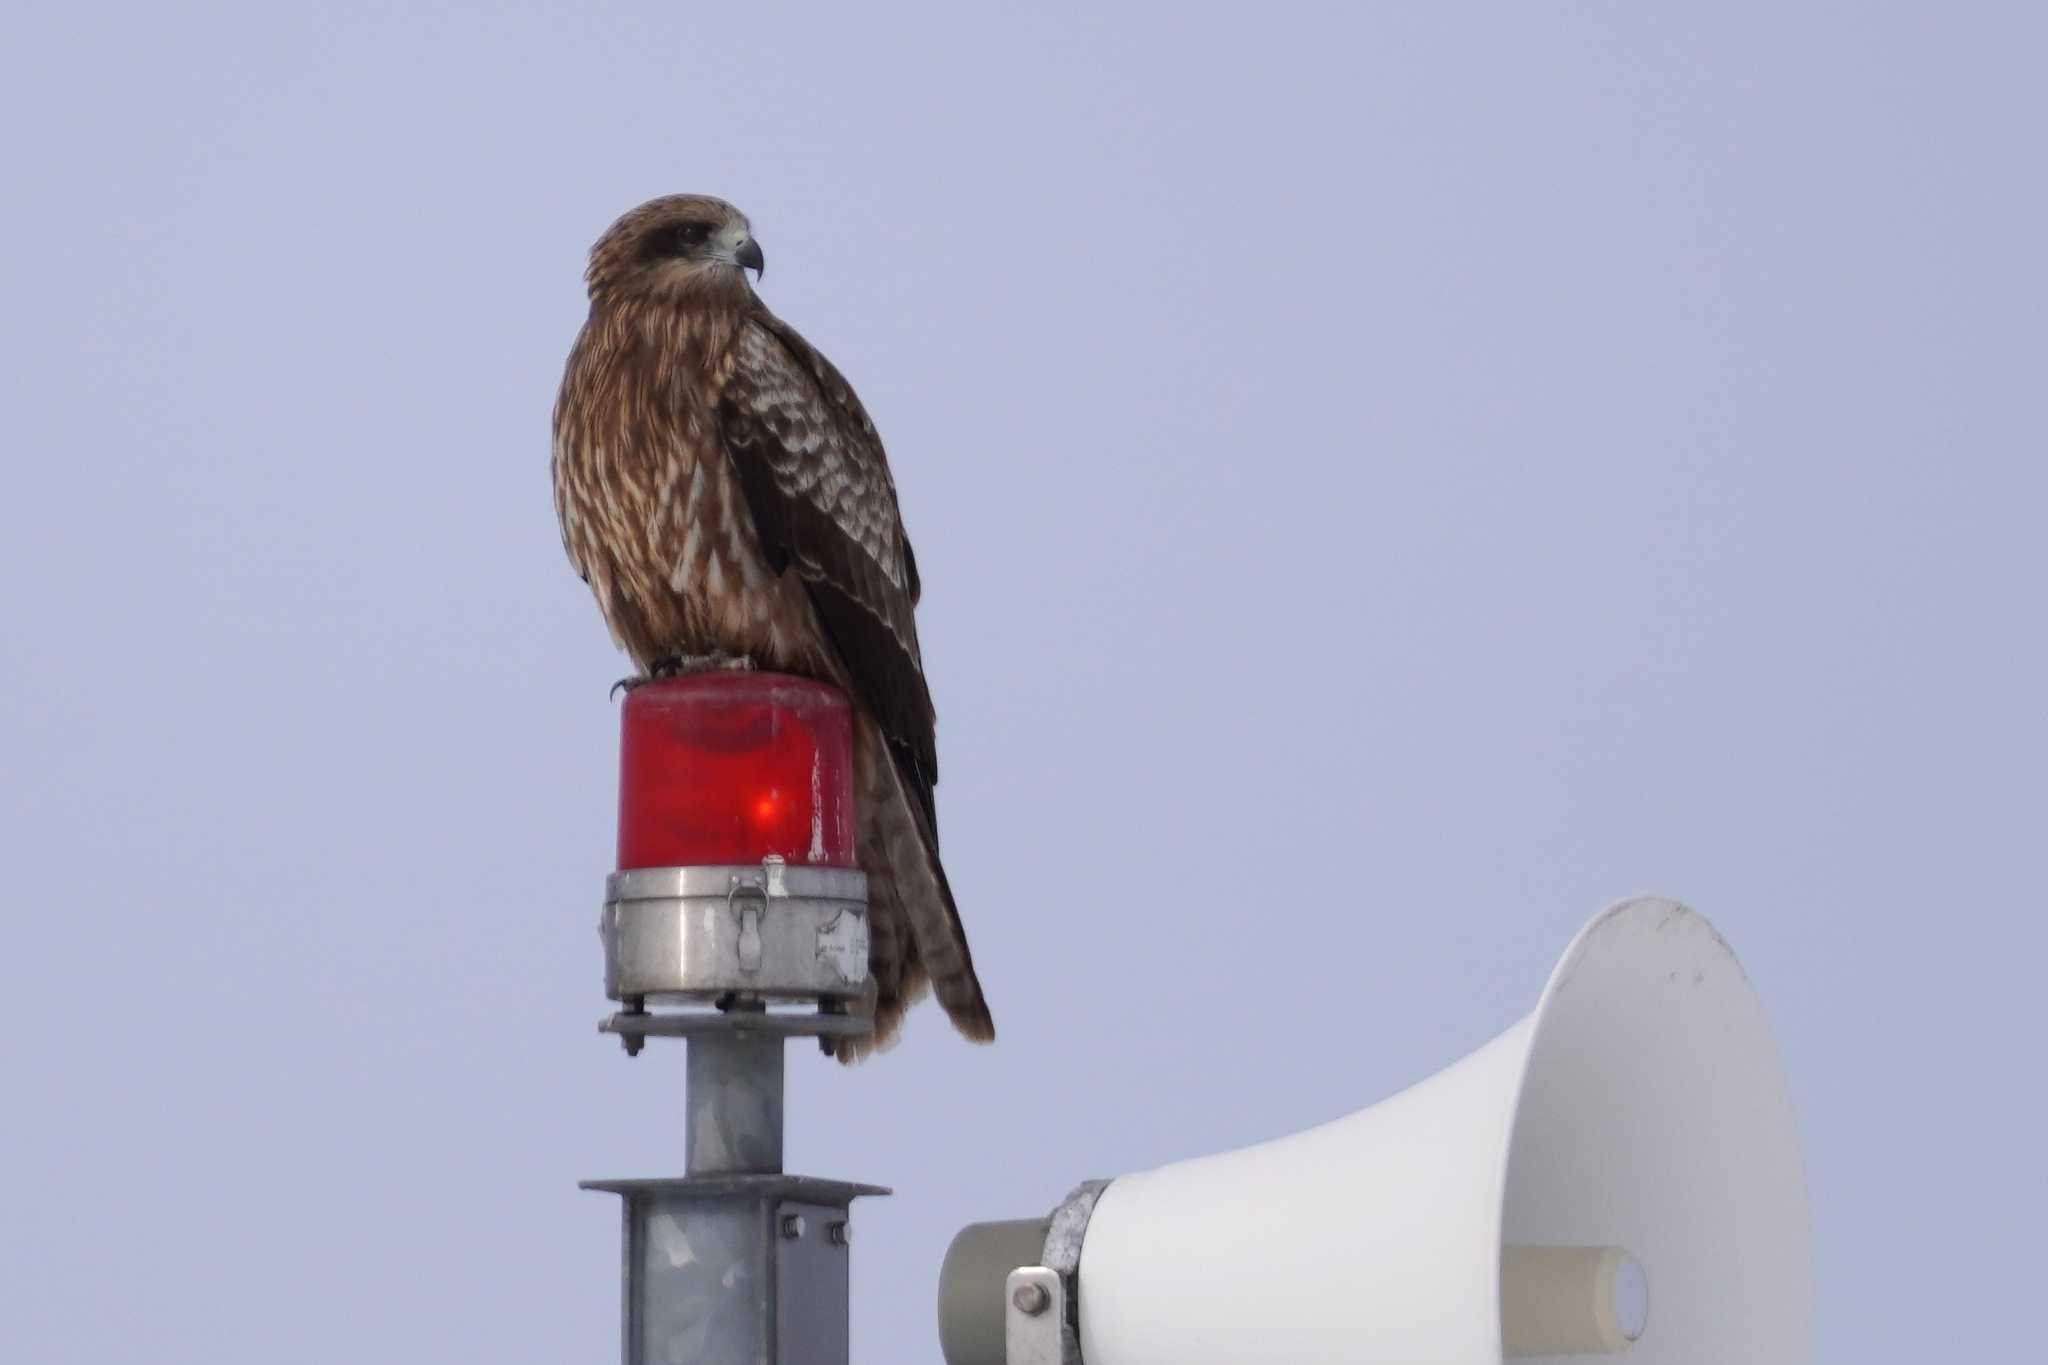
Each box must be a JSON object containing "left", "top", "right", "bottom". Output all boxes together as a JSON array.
[{"left": 601, "top": 674, "right": 873, "bottom": 1039}]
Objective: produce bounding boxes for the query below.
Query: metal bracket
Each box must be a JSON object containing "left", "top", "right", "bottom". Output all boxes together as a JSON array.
[
  {"left": 1004, "top": 1267, "right": 1064, "bottom": 1365},
  {"left": 602, "top": 1009, "right": 872, "bottom": 1042},
  {"left": 582, "top": 1176, "right": 888, "bottom": 1365},
  {"left": 777, "top": 1199, "right": 854, "bottom": 1365}
]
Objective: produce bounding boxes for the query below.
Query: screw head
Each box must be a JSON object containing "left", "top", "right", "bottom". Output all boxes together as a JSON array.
[
  {"left": 827, "top": 1220, "right": 850, "bottom": 1247},
  {"left": 1011, "top": 1282, "right": 1051, "bottom": 1316},
  {"left": 779, "top": 1213, "right": 806, "bottom": 1241}
]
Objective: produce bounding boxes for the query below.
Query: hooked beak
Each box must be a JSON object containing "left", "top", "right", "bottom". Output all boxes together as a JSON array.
[{"left": 734, "top": 237, "right": 765, "bottom": 278}]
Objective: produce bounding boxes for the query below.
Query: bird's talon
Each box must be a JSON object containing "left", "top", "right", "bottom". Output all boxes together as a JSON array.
[{"left": 637, "top": 649, "right": 759, "bottom": 679}]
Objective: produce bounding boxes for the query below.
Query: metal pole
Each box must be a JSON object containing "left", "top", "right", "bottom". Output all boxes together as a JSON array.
[
  {"left": 585, "top": 862, "right": 885, "bottom": 1365},
  {"left": 686, "top": 1024, "right": 785, "bottom": 1175}
]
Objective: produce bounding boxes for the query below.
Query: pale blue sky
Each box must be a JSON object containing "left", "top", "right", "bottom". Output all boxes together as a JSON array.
[{"left": 2, "top": 5, "right": 2041, "bottom": 1362}]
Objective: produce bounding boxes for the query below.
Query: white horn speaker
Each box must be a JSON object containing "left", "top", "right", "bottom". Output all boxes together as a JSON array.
[{"left": 942, "top": 897, "right": 1812, "bottom": 1365}]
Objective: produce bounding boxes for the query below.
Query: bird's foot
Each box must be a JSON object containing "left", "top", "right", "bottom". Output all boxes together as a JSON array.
[
  {"left": 650, "top": 649, "right": 758, "bottom": 677},
  {"left": 614, "top": 650, "right": 770, "bottom": 695},
  {"left": 609, "top": 650, "right": 758, "bottom": 698}
]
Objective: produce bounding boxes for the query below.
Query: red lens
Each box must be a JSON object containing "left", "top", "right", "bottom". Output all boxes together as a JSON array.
[{"left": 617, "top": 674, "right": 857, "bottom": 869}]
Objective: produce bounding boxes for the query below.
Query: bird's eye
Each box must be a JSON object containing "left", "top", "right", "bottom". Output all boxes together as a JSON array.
[{"left": 645, "top": 222, "right": 715, "bottom": 262}]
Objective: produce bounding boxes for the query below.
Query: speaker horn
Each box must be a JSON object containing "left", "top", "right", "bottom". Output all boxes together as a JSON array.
[{"left": 940, "top": 897, "right": 1811, "bottom": 1364}]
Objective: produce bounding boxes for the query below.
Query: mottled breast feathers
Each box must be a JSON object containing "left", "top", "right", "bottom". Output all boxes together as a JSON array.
[{"left": 719, "top": 310, "right": 942, "bottom": 833}]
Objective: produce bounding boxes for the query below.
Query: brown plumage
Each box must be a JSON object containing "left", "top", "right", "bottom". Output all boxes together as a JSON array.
[{"left": 552, "top": 194, "right": 993, "bottom": 1059}]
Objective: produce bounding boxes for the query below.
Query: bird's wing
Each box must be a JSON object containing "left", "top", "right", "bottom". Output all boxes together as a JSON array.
[{"left": 718, "top": 309, "right": 941, "bottom": 831}]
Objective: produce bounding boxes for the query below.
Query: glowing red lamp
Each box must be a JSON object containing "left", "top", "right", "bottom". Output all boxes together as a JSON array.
[{"left": 616, "top": 673, "right": 856, "bottom": 870}]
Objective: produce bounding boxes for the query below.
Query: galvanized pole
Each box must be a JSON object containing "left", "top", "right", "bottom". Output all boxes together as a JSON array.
[
  {"left": 685, "top": 1019, "right": 785, "bottom": 1174},
  {"left": 584, "top": 862, "right": 885, "bottom": 1365}
]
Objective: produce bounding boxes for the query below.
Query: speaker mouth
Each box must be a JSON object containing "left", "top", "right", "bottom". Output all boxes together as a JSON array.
[{"left": 1500, "top": 899, "right": 1813, "bottom": 1361}]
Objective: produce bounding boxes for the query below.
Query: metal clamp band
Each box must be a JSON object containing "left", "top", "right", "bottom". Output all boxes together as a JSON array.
[
  {"left": 601, "top": 859, "right": 871, "bottom": 1002},
  {"left": 1040, "top": 1181, "right": 1108, "bottom": 1365}
]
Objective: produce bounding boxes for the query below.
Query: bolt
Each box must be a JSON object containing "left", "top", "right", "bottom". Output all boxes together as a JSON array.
[
  {"left": 827, "top": 1220, "right": 850, "bottom": 1247},
  {"left": 616, "top": 999, "right": 646, "bottom": 1057},
  {"left": 780, "top": 1213, "right": 807, "bottom": 1241},
  {"left": 1011, "top": 1282, "right": 1051, "bottom": 1316}
]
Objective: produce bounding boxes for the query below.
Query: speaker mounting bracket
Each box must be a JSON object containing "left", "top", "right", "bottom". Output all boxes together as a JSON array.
[
  {"left": 1004, "top": 1267, "right": 1064, "bottom": 1365},
  {"left": 1035, "top": 1179, "right": 1108, "bottom": 1365}
]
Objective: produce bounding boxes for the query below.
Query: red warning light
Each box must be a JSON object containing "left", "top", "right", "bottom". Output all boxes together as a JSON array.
[{"left": 616, "top": 673, "right": 857, "bottom": 870}]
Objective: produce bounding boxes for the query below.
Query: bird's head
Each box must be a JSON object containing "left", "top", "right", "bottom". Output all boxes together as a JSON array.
[{"left": 584, "top": 194, "right": 765, "bottom": 302}]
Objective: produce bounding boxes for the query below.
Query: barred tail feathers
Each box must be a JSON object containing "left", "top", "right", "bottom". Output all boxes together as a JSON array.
[{"left": 836, "top": 713, "right": 993, "bottom": 1063}]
